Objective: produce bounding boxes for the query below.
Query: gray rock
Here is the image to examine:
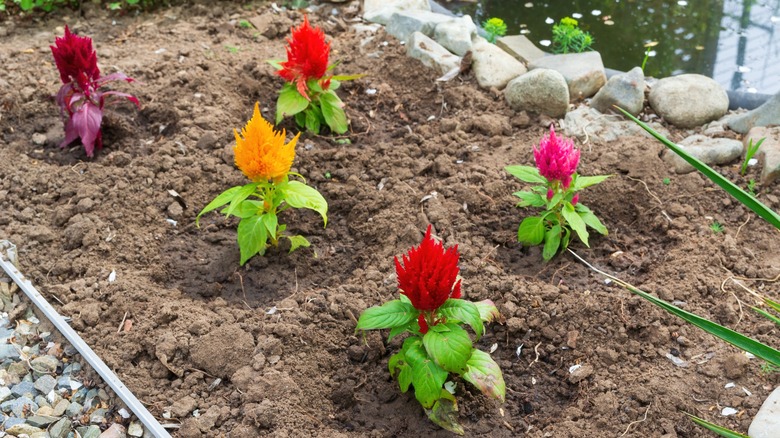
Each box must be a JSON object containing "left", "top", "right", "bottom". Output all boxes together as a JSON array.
[
  {"left": 749, "top": 386, "right": 780, "bottom": 438},
  {"left": 6, "top": 423, "right": 45, "bottom": 436},
  {"left": 563, "top": 106, "right": 671, "bottom": 144},
  {"left": 0, "top": 343, "right": 20, "bottom": 360},
  {"left": 432, "top": 15, "right": 476, "bottom": 56},
  {"left": 49, "top": 417, "right": 71, "bottom": 438},
  {"left": 52, "top": 398, "right": 70, "bottom": 416},
  {"left": 25, "top": 414, "right": 59, "bottom": 427},
  {"left": 591, "top": 67, "right": 645, "bottom": 116},
  {"left": 30, "top": 355, "right": 59, "bottom": 374},
  {"left": 0, "top": 386, "right": 12, "bottom": 403},
  {"left": 100, "top": 423, "right": 128, "bottom": 438},
  {"left": 649, "top": 74, "right": 729, "bottom": 128},
  {"left": 745, "top": 126, "right": 780, "bottom": 184},
  {"left": 529, "top": 51, "right": 606, "bottom": 99},
  {"left": 505, "top": 68, "right": 569, "bottom": 118},
  {"left": 128, "top": 421, "right": 144, "bottom": 437},
  {"left": 77, "top": 425, "right": 102, "bottom": 438},
  {"left": 72, "top": 387, "right": 88, "bottom": 404},
  {"left": 663, "top": 135, "right": 743, "bottom": 173},
  {"left": 90, "top": 408, "right": 108, "bottom": 424},
  {"left": 11, "top": 381, "right": 36, "bottom": 397},
  {"left": 4, "top": 416, "right": 25, "bottom": 428},
  {"left": 63, "top": 362, "right": 82, "bottom": 375},
  {"left": 406, "top": 32, "right": 461, "bottom": 75},
  {"left": 386, "top": 10, "right": 451, "bottom": 42},
  {"left": 471, "top": 36, "right": 527, "bottom": 89},
  {"left": 363, "top": 0, "right": 430, "bottom": 25},
  {"left": 34, "top": 374, "right": 56, "bottom": 395},
  {"left": 11, "top": 396, "right": 38, "bottom": 417},
  {"left": 65, "top": 401, "right": 83, "bottom": 417},
  {"left": 497, "top": 35, "right": 546, "bottom": 64},
  {"left": 726, "top": 91, "right": 780, "bottom": 134}
]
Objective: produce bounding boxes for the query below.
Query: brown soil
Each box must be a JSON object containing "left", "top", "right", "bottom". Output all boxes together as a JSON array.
[{"left": 1, "top": 2, "right": 779, "bottom": 437}]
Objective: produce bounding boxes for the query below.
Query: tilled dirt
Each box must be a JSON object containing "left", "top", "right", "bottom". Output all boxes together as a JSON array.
[{"left": 1, "top": 2, "right": 779, "bottom": 437}]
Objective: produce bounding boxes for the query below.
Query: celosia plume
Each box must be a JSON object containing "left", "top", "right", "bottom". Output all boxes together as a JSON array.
[
  {"left": 234, "top": 102, "right": 299, "bottom": 182},
  {"left": 395, "top": 225, "right": 462, "bottom": 318},
  {"left": 277, "top": 16, "right": 331, "bottom": 101},
  {"left": 533, "top": 126, "right": 580, "bottom": 189},
  {"left": 51, "top": 25, "right": 100, "bottom": 92}
]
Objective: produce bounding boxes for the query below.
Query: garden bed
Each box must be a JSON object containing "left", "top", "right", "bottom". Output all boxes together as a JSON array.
[{"left": 1, "top": 2, "right": 779, "bottom": 436}]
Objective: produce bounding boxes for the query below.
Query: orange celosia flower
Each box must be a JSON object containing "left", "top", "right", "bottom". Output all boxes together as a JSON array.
[
  {"left": 277, "top": 16, "right": 331, "bottom": 100},
  {"left": 234, "top": 102, "right": 299, "bottom": 182}
]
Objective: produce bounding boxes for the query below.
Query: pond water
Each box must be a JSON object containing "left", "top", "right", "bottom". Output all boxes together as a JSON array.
[{"left": 443, "top": 0, "right": 780, "bottom": 95}]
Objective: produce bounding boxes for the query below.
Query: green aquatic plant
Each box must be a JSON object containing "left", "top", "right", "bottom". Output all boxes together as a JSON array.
[
  {"left": 552, "top": 17, "right": 594, "bottom": 54},
  {"left": 482, "top": 17, "right": 507, "bottom": 44}
]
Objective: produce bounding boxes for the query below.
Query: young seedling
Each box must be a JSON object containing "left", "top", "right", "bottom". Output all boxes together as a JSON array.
[
  {"left": 741, "top": 137, "right": 764, "bottom": 176},
  {"left": 51, "top": 26, "right": 140, "bottom": 157},
  {"left": 709, "top": 221, "right": 724, "bottom": 234},
  {"left": 552, "top": 17, "right": 594, "bottom": 54},
  {"left": 482, "top": 17, "right": 507, "bottom": 43},
  {"left": 747, "top": 179, "right": 758, "bottom": 197},
  {"left": 197, "top": 102, "right": 328, "bottom": 265},
  {"left": 663, "top": 177, "right": 671, "bottom": 185},
  {"left": 641, "top": 41, "right": 658, "bottom": 72},
  {"left": 269, "top": 16, "right": 364, "bottom": 134},
  {"left": 506, "top": 126, "right": 609, "bottom": 260},
  {"left": 357, "top": 226, "right": 504, "bottom": 434}
]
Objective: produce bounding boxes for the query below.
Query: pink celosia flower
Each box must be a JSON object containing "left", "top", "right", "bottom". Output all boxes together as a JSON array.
[
  {"left": 571, "top": 194, "right": 579, "bottom": 206},
  {"left": 546, "top": 189, "right": 554, "bottom": 200},
  {"left": 533, "top": 126, "right": 580, "bottom": 189}
]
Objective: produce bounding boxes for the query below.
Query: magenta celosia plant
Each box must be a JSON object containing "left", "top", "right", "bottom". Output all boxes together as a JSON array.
[
  {"left": 506, "top": 126, "right": 610, "bottom": 260},
  {"left": 51, "top": 25, "right": 140, "bottom": 157},
  {"left": 357, "top": 225, "right": 504, "bottom": 434}
]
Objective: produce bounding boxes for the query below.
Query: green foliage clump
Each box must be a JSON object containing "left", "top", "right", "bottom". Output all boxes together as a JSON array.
[
  {"left": 552, "top": 17, "right": 594, "bottom": 54},
  {"left": 482, "top": 17, "right": 507, "bottom": 44}
]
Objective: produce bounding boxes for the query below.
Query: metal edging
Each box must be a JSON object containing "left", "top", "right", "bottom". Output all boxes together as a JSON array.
[{"left": 0, "top": 241, "right": 172, "bottom": 438}]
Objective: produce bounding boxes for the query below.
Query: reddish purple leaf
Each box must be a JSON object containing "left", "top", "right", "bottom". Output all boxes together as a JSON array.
[{"left": 71, "top": 101, "right": 103, "bottom": 157}]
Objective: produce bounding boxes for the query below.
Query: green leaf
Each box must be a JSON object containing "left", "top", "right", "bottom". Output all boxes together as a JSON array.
[
  {"left": 278, "top": 180, "right": 328, "bottom": 226},
  {"left": 220, "top": 199, "right": 263, "bottom": 219},
  {"left": 197, "top": 185, "right": 244, "bottom": 226},
  {"left": 616, "top": 106, "right": 780, "bottom": 230},
  {"left": 423, "top": 323, "right": 473, "bottom": 374},
  {"left": 543, "top": 224, "right": 562, "bottom": 261},
  {"left": 260, "top": 214, "right": 278, "bottom": 239},
  {"left": 505, "top": 165, "right": 546, "bottom": 184},
  {"left": 304, "top": 109, "right": 321, "bottom": 133},
  {"left": 561, "top": 202, "right": 589, "bottom": 246},
  {"left": 237, "top": 215, "right": 268, "bottom": 265},
  {"left": 266, "top": 59, "right": 284, "bottom": 70},
  {"left": 356, "top": 300, "right": 417, "bottom": 331},
  {"left": 330, "top": 73, "right": 366, "bottom": 81},
  {"left": 426, "top": 393, "right": 464, "bottom": 435},
  {"left": 517, "top": 216, "right": 545, "bottom": 246},
  {"left": 405, "top": 338, "right": 448, "bottom": 409},
  {"left": 224, "top": 183, "right": 260, "bottom": 219},
  {"left": 572, "top": 174, "right": 610, "bottom": 190},
  {"left": 513, "top": 191, "right": 546, "bottom": 208},
  {"left": 579, "top": 210, "right": 608, "bottom": 235},
  {"left": 398, "top": 363, "right": 412, "bottom": 392},
  {"left": 286, "top": 235, "right": 310, "bottom": 253},
  {"left": 548, "top": 191, "right": 563, "bottom": 209},
  {"left": 764, "top": 297, "right": 780, "bottom": 313},
  {"left": 388, "top": 322, "right": 411, "bottom": 342},
  {"left": 294, "top": 111, "right": 306, "bottom": 129},
  {"left": 276, "top": 85, "right": 310, "bottom": 124},
  {"left": 752, "top": 306, "right": 780, "bottom": 327},
  {"left": 473, "top": 300, "right": 501, "bottom": 323},
  {"left": 437, "top": 299, "right": 484, "bottom": 340},
  {"left": 462, "top": 349, "right": 506, "bottom": 402},
  {"left": 320, "top": 91, "right": 349, "bottom": 134},
  {"left": 687, "top": 414, "right": 750, "bottom": 438}
]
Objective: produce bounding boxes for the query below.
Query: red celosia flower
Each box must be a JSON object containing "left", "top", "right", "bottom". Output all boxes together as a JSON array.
[
  {"left": 395, "top": 225, "right": 462, "bottom": 314},
  {"left": 571, "top": 193, "right": 580, "bottom": 206},
  {"left": 417, "top": 314, "right": 429, "bottom": 334},
  {"left": 277, "top": 16, "right": 331, "bottom": 101},
  {"left": 51, "top": 25, "right": 100, "bottom": 93},
  {"left": 533, "top": 126, "right": 580, "bottom": 189}
]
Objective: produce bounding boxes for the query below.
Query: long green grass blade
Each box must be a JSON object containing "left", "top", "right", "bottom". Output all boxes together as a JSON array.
[
  {"left": 616, "top": 107, "right": 780, "bottom": 230},
  {"left": 568, "top": 250, "right": 780, "bottom": 367},
  {"left": 764, "top": 297, "right": 780, "bottom": 313},
  {"left": 752, "top": 307, "right": 780, "bottom": 327},
  {"left": 687, "top": 414, "right": 749, "bottom": 438}
]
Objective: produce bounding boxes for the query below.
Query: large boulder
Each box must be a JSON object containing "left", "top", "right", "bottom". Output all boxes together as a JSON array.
[
  {"left": 505, "top": 69, "right": 569, "bottom": 118},
  {"left": 529, "top": 51, "right": 607, "bottom": 99},
  {"left": 563, "top": 106, "right": 670, "bottom": 144},
  {"left": 497, "top": 35, "right": 546, "bottom": 64},
  {"left": 648, "top": 74, "right": 729, "bottom": 128},
  {"left": 471, "top": 36, "right": 527, "bottom": 89},
  {"left": 386, "top": 10, "right": 452, "bottom": 42},
  {"left": 363, "top": 0, "right": 430, "bottom": 25},
  {"left": 662, "top": 135, "right": 743, "bottom": 173},
  {"left": 725, "top": 91, "right": 780, "bottom": 134},
  {"left": 432, "top": 15, "right": 477, "bottom": 56},
  {"left": 591, "top": 67, "right": 645, "bottom": 116},
  {"left": 407, "top": 32, "right": 461, "bottom": 75}
]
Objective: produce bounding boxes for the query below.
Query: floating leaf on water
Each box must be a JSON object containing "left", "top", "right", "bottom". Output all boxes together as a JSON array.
[
  {"left": 524, "top": 2, "right": 533, "bottom": 7},
  {"left": 604, "top": 20, "right": 614, "bottom": 25},
  {"left": 678, "top": 0, "right": 688, "bottom": 5},
  {"left": 644, "top": 41, "right": 659, "bottom": 47},
  {"left": 572, "top": 13, "right": 583, "bottom": 18},
  {"left": 539, "top": 40, "right": 551, "bottom": 47},
  {"left": 545, "top": 17, "right": 554, "bottom": 24},
  {"left": 591, "top": 9, "right": 601, "bottom": 16}
]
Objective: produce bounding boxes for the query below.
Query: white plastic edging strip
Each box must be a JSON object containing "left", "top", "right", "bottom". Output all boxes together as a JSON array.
[{"left": 0, "top": 241, "right": 172, "bottom": 438}]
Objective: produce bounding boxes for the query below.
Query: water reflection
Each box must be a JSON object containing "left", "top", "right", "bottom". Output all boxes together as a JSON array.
[{"left": 446, "top": 0, "right": 780, "bottom": 94}]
